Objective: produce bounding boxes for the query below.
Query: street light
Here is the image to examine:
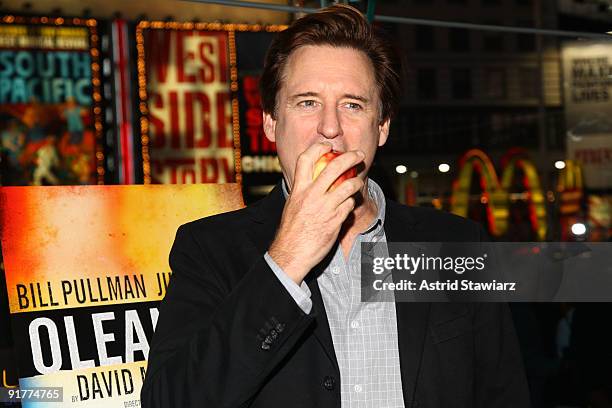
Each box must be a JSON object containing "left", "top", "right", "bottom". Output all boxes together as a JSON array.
[
  {"left": 396, "top": 165, "right": 407, "bottom": 174},
  {"left": 554, "top": 160, "right": 566, "bottom": 170},
  {"left": 438, "top": 163, "right": 450, "bottom": 173},
  {"left": 571, "top": 222, "right": 586, "bottom": 236}
]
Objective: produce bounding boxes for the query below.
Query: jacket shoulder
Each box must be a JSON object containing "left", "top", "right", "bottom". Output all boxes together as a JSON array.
[
  {"left": 167, "top": 202, "right": 262, "bottom": 283},
  {"left": 178, "top": 203, "right": 255, "bottom": 237},
  {"left": 387, "top": 200, "right": 485, "bottom": 241}
]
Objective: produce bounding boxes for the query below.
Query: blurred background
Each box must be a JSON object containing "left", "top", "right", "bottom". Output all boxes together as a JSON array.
[{"left": 0, "top": 0, "right": 610, "bottom": 406}]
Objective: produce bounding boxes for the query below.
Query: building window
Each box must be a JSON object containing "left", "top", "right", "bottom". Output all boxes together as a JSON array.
[
  {"left": 378, "top": 23, "right": 398, "bottom": 38},
  {"left": 482, "top": 22, "right": 504, "bottom": 52},
  {"left": 484, "top": 68, "right": 507, "bottom": 99},
  {"left": 519, "top": 67, "right": 539, "bottom": 98},
  {"left": 449, "top": 28, "right": 470, "bottom": 52},
  {"left": 415, "top": 25, "right": 435, "bottom": 51},
  {"left": 517, "top": 33, "right": 536, "bottom": 51},
  {"left": 417, "top": 68, "right": 437, "bottom": 100},
  {"left": 451, "top": 68, "right": 472, "bottom": 99},
  {"left": 516, "top": 20, "right": 536, "bottom": 51}
]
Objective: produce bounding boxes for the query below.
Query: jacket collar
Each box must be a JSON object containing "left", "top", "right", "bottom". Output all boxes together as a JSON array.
[{"left": 249, "top": 181, "right": 286, "bottom": 226}]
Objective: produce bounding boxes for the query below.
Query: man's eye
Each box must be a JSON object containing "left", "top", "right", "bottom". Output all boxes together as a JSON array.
[
  {"left": 298, "top": 100, "right": 317, "bottom": 108},
  {"left": 345, "top": 102, "right": 362, "bottom": 110}
]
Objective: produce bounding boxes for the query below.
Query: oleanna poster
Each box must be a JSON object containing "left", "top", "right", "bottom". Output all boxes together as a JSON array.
[{"left": 0, "top": 184, "right": 243, "bottom": 407}]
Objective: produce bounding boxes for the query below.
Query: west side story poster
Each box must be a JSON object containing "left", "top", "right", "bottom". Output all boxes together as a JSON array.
[{"left": 138, "top": 24, "right": 239, "bottom": 185}]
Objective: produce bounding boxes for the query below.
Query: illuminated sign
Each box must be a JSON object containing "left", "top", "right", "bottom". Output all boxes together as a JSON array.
[
  {"left": 451, "top": 149, "right": 509, "bottom": 237},
  {"left": 0, "top": 15, "right": 104, "bottom": 185},
  {"left": 451, "top": 149, "right": 548, "bottom": 240},
  {"left": 136, "top": 22, "right": 285, "bottom": 186},
  {"left": 137, "top": 23, "right": 235, "bottom": 184},
  {"left": 563, "top": 41, "right": 612, "bottom": 189}
]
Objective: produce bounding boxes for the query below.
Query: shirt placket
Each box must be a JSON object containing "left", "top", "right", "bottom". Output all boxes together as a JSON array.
[
  {"left": 322, "top": 246, "right": 352, "bottom": 407},
  {"left": 351, "top": 233, "right": 372, "bottom": 406}
]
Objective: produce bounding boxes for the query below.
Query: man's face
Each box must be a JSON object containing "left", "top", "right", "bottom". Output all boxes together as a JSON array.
[{"left": 263, "top": 45, "right": 390, "bottom": 190}]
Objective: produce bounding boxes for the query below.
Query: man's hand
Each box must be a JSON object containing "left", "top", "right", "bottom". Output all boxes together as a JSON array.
[{"left": 268, "top": 142, "right": 365, "bottom": 285}]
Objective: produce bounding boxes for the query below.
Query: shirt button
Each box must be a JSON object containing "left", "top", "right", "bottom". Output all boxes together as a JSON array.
[
  {"left": 322, "top": 376, "right": 336, "bottom": 391},
  {"left": 331, "top": 266, "right": 340, "bottom": 275},
  {"left": 354, "top": 384, "right": 362, "bottom": 393},
  {"left": 350, "top": 320, "right": 360, "bottom": 329}
]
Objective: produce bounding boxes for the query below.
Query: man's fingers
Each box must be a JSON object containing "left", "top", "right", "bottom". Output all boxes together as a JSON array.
[
  {"left": 312, "top": 150, "right": 364, "bottom": 195},
  {"left": 293, "top": 142, "right": 333, "bottom": 191},
  {"left": 335, "top": 195, "right": 356, "bottom": 221},
  {"left": 326, "top": 176, "right": 364, "bottom": 209}
]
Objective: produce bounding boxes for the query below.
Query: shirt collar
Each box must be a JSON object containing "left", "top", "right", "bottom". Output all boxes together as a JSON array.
[{"left": 280, "top": 176, "right": 386, "bottom": 235}]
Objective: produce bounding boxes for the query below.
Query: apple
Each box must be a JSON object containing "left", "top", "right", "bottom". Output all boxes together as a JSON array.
[{"left": 312, "top": 151, "right": 358, "bottom": 191}]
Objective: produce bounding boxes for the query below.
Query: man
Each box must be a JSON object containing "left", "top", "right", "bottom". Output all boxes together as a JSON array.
[{"left": 141, "top": 5, "right": 530, "bottom": 407}]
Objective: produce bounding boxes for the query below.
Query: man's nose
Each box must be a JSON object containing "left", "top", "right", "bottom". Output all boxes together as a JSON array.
[{"left": 317, "top": 104, "right": 342, "bottom": 139}]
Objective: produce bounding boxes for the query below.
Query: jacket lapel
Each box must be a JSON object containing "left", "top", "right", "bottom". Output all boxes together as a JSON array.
[
  {"left": 384, "top": 200, "right": 431, "bottom": 408},
  {"left": 306, "top": 256, "right": 341, "bottom": 373},
  {"left": 246, "top": 181, "right": 340, "bottom": 373}
]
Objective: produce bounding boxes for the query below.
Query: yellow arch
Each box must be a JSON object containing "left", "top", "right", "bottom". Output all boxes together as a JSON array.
[
  {"left": 501, "top": 158, "right": 547, "bottom": 241},
  {"left": 557, "top": 160, "right": 584, "bottom": 216},
  {"left": 451, "top": 149, "right": 508, "bottom": 236},
  {"left": 557, "top": 160, "right": 583, "bottom": 192}
]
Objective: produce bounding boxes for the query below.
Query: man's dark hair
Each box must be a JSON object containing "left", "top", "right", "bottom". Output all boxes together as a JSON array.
[{"left": 260, "top": 4, "right": 402, "bottom": 123}]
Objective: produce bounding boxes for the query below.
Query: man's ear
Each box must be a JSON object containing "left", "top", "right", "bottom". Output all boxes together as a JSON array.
[
  {"left": 377, "top": 118, "right": 390, "bottom": 147},
  {"left": 263, "top": 111, "right": 277, "bottom": 143}
]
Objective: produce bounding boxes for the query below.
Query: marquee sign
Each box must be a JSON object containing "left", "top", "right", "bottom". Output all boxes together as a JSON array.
[
  {"left": 234, "top": 30, "right": 286, "bottom": 202},
  {"left": 136, "top": 22, "right": 285, "bottom": 186},
  {"left": 0, "top": 15, "right": 104, "bottom": 185},
  {"left": 562, "top": 41, "right": 612, "bottom": 189}
]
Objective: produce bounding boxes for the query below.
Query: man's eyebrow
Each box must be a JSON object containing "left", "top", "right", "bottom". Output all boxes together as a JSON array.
[
  {"left": 287, "top": 92, "right": 370, "bottom": 103},
  {"left": 343, "top": 94, "right": 370, "bottom": 103},
  {"left": 288, "top": 92, "right": 319, "bottom": 101}
]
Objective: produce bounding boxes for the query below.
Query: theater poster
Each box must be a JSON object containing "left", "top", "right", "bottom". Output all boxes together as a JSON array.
[
  {"left": 136, "top": 22, "right": 240, "bottom": 185},
  {"left": 0, "top": 184, "right": 244, "bottom": 407},
  {"left": 0, "top": 16, "right": 104, "bottom": 186},
  {"left": 562, "top": 41, "right": 612, "bottom": 190},
  {"left": 234, "top": 30, "right": 285, "bottom": 203}
]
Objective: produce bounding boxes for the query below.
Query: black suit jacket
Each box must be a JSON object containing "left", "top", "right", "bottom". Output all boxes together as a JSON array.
[{"left": 141, "top": 181, "right": 530, "bottom": 408}]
